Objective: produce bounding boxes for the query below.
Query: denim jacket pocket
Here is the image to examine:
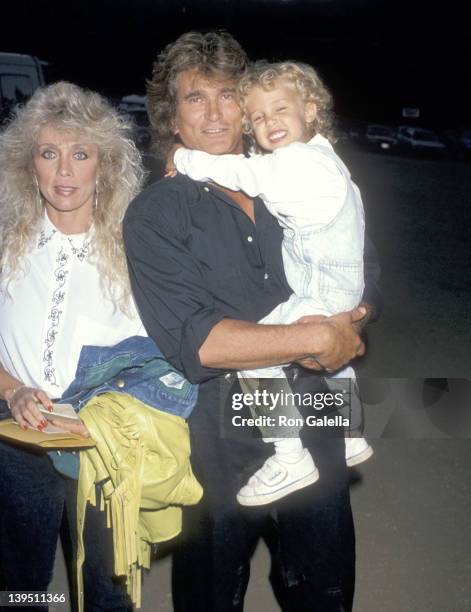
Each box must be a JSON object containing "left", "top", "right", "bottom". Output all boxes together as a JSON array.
[{"left": 319, "top": 260, "right": 364, "bottom": 314}]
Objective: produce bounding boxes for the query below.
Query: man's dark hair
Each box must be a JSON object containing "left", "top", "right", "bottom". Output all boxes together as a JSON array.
[{"left": 146, "top": 31, "right": 248, "bottom": 158}]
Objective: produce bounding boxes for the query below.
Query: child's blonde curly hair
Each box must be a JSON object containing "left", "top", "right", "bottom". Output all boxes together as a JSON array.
[{"left": 238, "top": 61, "right": 336, "bottom": 150}]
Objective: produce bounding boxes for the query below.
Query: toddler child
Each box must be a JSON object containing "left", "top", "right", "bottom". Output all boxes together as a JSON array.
[{"left": 172, "top": 61, "right": 373, "bottom": 506}]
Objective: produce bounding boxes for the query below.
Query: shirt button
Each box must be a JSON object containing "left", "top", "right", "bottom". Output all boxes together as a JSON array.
[
  {"left": 264, "top": 273, "right": 269, "bottom": 280},
  {"left": 247, "top": 236, "right": 253, "bottom": 243},
  {"left": 116, "top": 379, "right": 125, "bottom": 388},
  {"left": 204, "top": 187, "right": 210, "bottom": 192}
]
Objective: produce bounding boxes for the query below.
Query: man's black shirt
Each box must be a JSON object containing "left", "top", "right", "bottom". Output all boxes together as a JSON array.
[{"left": 123, "top": 174, "right": 381, "bottom": 413}]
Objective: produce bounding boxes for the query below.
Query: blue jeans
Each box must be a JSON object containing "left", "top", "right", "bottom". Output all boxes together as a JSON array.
[
  {"left": 0, "top": 441, "right": 68, "bottom": 611},
  {"left": 0, "top": 437, "right": 132, "bottom": 612}
]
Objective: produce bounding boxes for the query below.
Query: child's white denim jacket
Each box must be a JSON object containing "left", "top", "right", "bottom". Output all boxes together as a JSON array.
[{"left": 174, "top": 134, "right": 365, "bottom": 330}]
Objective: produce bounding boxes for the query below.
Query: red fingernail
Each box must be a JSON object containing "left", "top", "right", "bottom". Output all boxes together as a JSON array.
[
  {"left": 48, "top": 404, "right": 54, "bottom": 412},
  {"left": 42, "top": 420, "right": 48, "bottom": 427}
]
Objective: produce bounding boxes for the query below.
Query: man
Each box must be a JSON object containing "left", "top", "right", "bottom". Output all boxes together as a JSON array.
[{"left": 124, "top": 31, "right": 382, "bottom": 611}]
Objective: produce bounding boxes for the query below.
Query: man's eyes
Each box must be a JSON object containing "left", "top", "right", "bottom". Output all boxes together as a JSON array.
[{"left": 187, "top": 93, "right": 235, "bottom": 103}]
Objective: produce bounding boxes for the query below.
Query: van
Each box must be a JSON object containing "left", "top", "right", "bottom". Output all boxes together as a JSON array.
[{"left": 0, "top": 52, "right": 45, "bottom": 123}]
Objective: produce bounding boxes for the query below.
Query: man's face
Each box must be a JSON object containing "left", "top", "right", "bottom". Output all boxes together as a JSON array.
[{"left": 172, "top": 68, "right": 244, "bottom": 155}]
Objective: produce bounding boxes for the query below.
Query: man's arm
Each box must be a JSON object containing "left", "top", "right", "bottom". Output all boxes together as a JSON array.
[
  {"left": 199, "top": 310, "right": 366, "bottom": 372},
  {"left": 123, "top": 183, "right": 365, "bottom": 383}
]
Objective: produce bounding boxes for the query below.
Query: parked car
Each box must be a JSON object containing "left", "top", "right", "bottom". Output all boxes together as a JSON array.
[
  {"left": 347, "top": 122, "right": 367, "bottom": 144},
  {"left": 118, "top": 96, "right": 151, "bottom": 151},
  {"left": 459, "top": 129, "right": 471, "bottom": 152},
  {"left": 366, "top": 124, "right": 398, "bottom": 150},
  {"left": 443, "top": 128, "right": 471, "bottom": 158},
  {"left": 0, "top": 52, "right": 45, "bottom": 124},
  {"left": 397, "top": 126, "right": 446, "bottom": 153},
  {"left": 118, "top": 94, "right": 146, "bottom": 112},
  {"left": 128, "top": 108, "right": 152, "bottom": 151}
]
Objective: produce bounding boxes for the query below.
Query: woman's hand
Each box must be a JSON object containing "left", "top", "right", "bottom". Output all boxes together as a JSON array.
[{"left": 5, "top": 386, "right": 52, "bottom": 430}]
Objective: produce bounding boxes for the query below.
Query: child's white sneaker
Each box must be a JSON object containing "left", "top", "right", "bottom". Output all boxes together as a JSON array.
[
  {"left": 237, "top": 448, "right": 319, "bottom": 506},
  {"left": 345, "top": 437, "right": 373, "bottom": 467}
]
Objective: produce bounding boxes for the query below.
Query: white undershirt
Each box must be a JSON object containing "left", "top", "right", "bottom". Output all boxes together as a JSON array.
[{"left": 0, "top": 211, "right": 146, "bottom": 398}]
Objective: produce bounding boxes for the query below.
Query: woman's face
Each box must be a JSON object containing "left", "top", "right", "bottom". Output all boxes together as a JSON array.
[{"left": 33, "top": 125, "right": 100, "bottom": 231}]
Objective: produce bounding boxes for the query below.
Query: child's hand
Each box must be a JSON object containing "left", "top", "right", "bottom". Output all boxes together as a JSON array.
[{"left": 165, "top": 143, "right": 183, "bottom": 178}]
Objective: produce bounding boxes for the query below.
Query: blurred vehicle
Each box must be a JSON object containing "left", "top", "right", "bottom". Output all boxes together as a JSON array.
[
  {"left": 129, "top": 109, "right": 152, "bottom": 151},
  {"left": 366, "top": 124, "right": 398, "bottom": 150},
  {"left": 443, "top": 128, "right": 471, "bottom": 158},
  {"left": 0, "top": 52, "right": 45, "bottom": 124},
  {"left": 118, "top": 94, "right": 146, "bottom": 112},
  {"left": 347, "top": 122, "right": 366, "bottom": 144},
  {"left": 459, "top": 129, "right": 471, "bottom": 152},
  {"left": 118, "top": 95, "right": 151, "bottom": 151},
  {"left": 397, "top": 126, "right": 446, "bottom": 153}
]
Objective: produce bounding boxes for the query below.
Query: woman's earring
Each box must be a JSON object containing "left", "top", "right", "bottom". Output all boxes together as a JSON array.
[
  {"left": 94, "top": 180, "right": 99, "bottom": 210},
  {"left": 33, "top": 174, "right": 42, "bottom": 207}
]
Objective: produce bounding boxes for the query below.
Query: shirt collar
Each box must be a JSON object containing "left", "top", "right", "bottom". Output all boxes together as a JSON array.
[
  {"left": 37, "top": 210, "right": 93, "bottom": 261},
  {"left": 308, "top": 133, "right": 333, "bottom": 149}
]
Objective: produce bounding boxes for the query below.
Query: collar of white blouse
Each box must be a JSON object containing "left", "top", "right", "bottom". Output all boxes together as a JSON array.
[{"left": 37, "top": 210, "right": 93, "bottom": 261}]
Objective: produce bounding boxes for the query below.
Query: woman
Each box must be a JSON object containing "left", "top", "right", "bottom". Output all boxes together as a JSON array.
[{"left": 0, "top": 81, "right": 145, "bottom": 611}]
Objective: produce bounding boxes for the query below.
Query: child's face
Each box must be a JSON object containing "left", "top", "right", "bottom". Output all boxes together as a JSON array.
[{"left": 245, "top": 79, "right": 317, "bottom": 152}]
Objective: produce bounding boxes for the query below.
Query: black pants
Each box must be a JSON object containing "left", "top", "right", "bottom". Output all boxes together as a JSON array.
[{"left": 172, "top": 373, "right": 355, "bottom": 612}]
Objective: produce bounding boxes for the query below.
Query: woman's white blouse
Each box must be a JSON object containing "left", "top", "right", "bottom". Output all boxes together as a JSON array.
[{"left": 0, "top": 212, "right": 146, "bottom": 398}]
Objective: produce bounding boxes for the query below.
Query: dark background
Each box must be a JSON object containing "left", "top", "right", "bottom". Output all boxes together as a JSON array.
[
  {"left": 3, "top": 4, "right": 471, "bottom": 610},
  {"left": 2, "top": 0, "right": 470, "bottom": 128}
]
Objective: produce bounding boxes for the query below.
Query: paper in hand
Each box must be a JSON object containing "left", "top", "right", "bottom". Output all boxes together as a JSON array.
[{"left": 38, "top": 403, "right": 80, "bottom": 433}]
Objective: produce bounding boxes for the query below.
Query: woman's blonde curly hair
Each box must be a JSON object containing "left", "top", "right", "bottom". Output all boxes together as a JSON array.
[
  {"left": 238, "top": 61, "right": 336, "bottom": 150},
  {"left": 0, "top": 81, "right": 145, "bottom": 313}
]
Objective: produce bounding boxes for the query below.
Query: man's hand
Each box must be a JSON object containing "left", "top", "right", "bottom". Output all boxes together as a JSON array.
[
  {"left": 294, "top": 314, "right": 327, "bottom": 371},
  {"left": 352, "top": 301, "right": 374, "bottom": 334},
  {"left": 297, "top": 306, "right": 366, "bottom": 373},
  {"left": 164, "top": 143, "right": 183, "bottom": 177}
]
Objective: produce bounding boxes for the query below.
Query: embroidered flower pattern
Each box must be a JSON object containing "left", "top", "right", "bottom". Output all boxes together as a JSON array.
[
  {"left": 67, "top": 237, "right": 90, "bottom": 262},
  {"left": 43, "top": 248, "right": 69, "bottom": 386},
  {"left": 37, "top": 228, "right": 57, "bottom": 249}
]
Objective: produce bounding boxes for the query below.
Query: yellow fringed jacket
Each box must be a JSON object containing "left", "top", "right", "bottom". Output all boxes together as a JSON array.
[{"left": 76, "top": 392, "right": 203, "bottom": 611}]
